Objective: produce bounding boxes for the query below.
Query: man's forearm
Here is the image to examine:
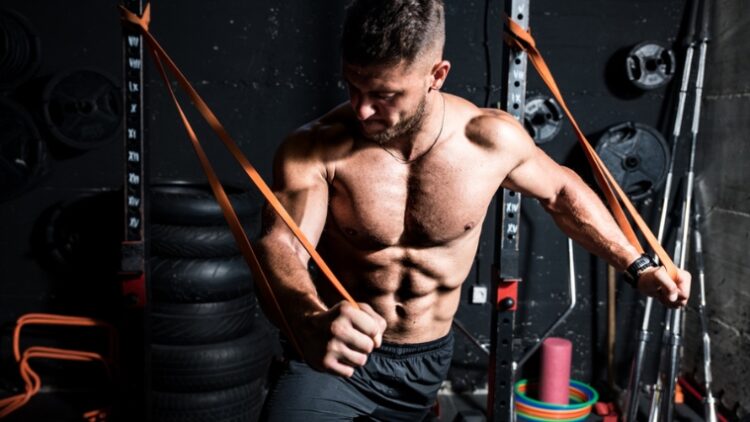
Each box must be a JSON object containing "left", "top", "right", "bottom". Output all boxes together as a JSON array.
[
  {"left": 542, "top": 168, "right": 641, "bottom": 271},
  {"left": 254, "top": 235, "right": 327, "bottom": 329}
]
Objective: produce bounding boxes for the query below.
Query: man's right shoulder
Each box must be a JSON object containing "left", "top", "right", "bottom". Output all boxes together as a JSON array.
[{"left": 279, "top": 103, "right": 356, "bottom": 161}]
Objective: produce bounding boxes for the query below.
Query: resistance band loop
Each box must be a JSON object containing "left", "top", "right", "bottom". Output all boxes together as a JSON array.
[
  {"left": 504, "top": 17, "right": 678, "bottom": 281},
  {"left": 119, "top": 4, "right": 361, "bottom": 356},
  {"left": 0, "top": 313, "right": 115, "bottom": 419}
]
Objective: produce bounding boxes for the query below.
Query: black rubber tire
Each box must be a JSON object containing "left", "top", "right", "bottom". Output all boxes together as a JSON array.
[
  {"left": 151, "top": 223, "right": 259, "bottom": 258},
  {"left": 150, "top": 256, "right": 253, "bottom": 303},
  {"left": 152, "top": 327, "right": 273, "bottom": 392},
  {"left": 150, "top": 294, "right": 256, "bottom": 345},
  {"left": 150, "top": 181, "right": 261, "bottom": 226},
  {"left": 152, "top": 378, "right": 264, "bottom": 422}
]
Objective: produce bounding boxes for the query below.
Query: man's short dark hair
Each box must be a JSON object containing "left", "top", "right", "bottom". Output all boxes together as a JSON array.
[{"left": 342, "top": 0, "right": 445, "bottom": 67}]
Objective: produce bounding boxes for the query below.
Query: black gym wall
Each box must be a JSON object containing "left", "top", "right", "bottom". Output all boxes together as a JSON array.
[
  {"left": 1, "top": 0, "right": 747, "bottom": 419},
  {"left": 684, "top": 0, "right": 750, "bottom": 414},
  {"left": 0, "top": 2, "right": 124, "bottom": 417},
  {"left": 0, "top": 2, "right": 123, "bottom": 318}
]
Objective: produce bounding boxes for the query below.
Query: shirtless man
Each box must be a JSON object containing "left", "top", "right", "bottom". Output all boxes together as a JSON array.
[{"left": 258, "top": 0, "right": 691, "bottom": 419}]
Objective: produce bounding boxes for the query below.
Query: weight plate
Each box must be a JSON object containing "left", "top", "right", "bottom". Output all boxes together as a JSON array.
[
  {"left": 42, "top": 68, "right": 122, "bottom": 150},
  {"left": 0, "top": 9, "right": 41, "bottom": 90},
  {"left": 39, "top": 190, "right": 122, "bottom": 275},
  {"left": 0, "top": 96, "right": 47, "bottom": 201},
  {"left": 523, "top": 95, "right": 563, "bottom": 144},
  {"left": 595, "top": 122, "right": 670, "bottom": 200},
  {"left": 625, "top": 41, "right": 676, "bottom": 90}
]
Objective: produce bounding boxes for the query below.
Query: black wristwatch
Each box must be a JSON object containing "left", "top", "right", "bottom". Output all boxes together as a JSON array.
[{"left": 623, "top": 254, "right": 658, "bottom": 288}]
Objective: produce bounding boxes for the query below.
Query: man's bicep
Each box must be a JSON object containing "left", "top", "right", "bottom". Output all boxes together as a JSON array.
[
  {"left": 262, "top": 133, "right": 330, "bottom": 257},
  {"left": 498, "top": 121, "right": 568, "bottom": 202}
]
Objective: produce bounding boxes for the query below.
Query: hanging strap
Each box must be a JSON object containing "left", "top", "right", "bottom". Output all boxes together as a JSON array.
[
  {"left": 504, "top": 17, "right": 678, "bottom": 280},
  {"left": 119, "top": 4, "right": 361, "bottom": 356}
]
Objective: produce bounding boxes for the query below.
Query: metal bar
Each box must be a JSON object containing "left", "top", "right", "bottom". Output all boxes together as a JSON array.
[
  {"left": 607, "top": 265, "right": 616, "bottom": 392},
  {"left": 487, "top": 1, "right": 529, "bottom": 420},
  {"left": 625, "top": 1, "right": 701, "bottom": 419},
  {"left": 488, "top": 188, "right": 523, "bottom": 421},
  {"left": 454, "top": 318, "right": 490, "bottom": 356},
  {"left": 119, "top": 2, "right": 148, "bottom": 420},
  {"left": 693, "top": 9, "right": 714, "bottom": 420},
  {"left": 653, "top": 2, "right": 711, "bottom": 419},
  {"left": 514, "top": 238, "right": 577, "bottom": 369},
  {"left": 693, "top": 204, "right": 718, "bottom": 422},
  {"left": 121, "top": 0, "right": 148, "bottom": 307},
  {"left": 647, "top": 231, "right": 682, "bottom": 422},
  {"left": 660, "top": 18, "right": 710, "bottom": 421}
]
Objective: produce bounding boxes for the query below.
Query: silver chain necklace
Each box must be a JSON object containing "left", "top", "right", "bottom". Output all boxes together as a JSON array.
[{"left": 378, "top": 92, "right": 445, "bottom": 165}]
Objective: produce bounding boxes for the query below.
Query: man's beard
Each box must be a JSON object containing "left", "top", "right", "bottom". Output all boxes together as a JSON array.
[{"left": 362, "top": 94, "right": 427, "bottom": 144}]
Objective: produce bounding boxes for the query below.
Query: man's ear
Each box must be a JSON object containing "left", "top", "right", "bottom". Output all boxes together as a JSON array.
[{"left": 429, "top": 60, "right": 451, "bottom": 91}]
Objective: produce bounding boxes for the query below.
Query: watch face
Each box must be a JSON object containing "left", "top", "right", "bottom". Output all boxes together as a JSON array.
[
  {"left": 638, "top": 256, "right": 657, "bottom": 271},
  {"left": 624, "top": 255, "right": 654, "bottom": 288}
]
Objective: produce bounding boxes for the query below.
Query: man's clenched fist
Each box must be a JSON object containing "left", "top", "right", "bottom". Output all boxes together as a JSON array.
[
  {"left": 300, "top": 301, "right": 387, "bottom": 377},
  {"left": 638, "top": 266, "right": 691, "bottom": 308}
]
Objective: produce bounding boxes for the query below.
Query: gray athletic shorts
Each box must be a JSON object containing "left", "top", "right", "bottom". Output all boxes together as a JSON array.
[{"left": 261, "top": 331, "right": 454, "bottom": 421}]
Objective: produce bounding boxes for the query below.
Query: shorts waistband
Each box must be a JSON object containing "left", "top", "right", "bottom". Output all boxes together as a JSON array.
[{"left": 374, "top": 330, "right": 454, "bottom": 357}]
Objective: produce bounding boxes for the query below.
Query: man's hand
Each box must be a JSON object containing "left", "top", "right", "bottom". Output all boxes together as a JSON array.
[
  {"left": 637, "top": 266, "right": 692, "bottom": 308},
  {"left": 300, "top": 301, "right": 387, "bottom": 378}
]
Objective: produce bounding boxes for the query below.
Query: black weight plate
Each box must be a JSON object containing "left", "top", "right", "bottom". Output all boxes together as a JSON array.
[
  {"left": 625, "top": 41, "right": 676, "bottom": 90},
  {"left": 0, "top": 96, "right": 47, "bottom": 201},
  {"left": 0, "top": 9, "right": 41, "bottom": 90},
  {"left": 523, "top": 95, "right": 564, "bottom": 144},
  {"left": 37, "top": 190, "right": 122, "bottom": 275},
  {"left": 596, "top": 122, "right": 670, "bottom": 200},
  {"left": 42, "top": 68, "right": 122, "bottom": 149}
]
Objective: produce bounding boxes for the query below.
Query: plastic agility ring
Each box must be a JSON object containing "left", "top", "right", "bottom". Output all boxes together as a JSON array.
[{"left": 514, "top": 379, "right": 598, "bottom": 421}]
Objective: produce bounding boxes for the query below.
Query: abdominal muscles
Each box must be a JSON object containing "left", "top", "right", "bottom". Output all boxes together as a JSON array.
[{"left": 318, "top": 230, "right": 479, "bottom": 343}]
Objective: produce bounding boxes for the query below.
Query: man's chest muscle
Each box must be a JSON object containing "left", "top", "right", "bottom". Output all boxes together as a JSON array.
[{"left": 328, "top": 151, "right": 498, "bottom": 247}]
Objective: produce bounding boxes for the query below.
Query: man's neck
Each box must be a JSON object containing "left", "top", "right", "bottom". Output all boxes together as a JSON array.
[{"left": 390, "top": 91, "right": 445, "bottom": 161}]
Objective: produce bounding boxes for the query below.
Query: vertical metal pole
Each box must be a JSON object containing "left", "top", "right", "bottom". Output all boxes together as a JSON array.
[
  {"left": 489, "top": 187, "right": 523, "bottom": 422},
  {"left": 625, "top": 1, "right": 700, "bottom": 419},
  {"left": 120, "top": 1, "right": 148, "bottom": 419},
  {"left": 693, "top": 208, "right": 718, "bottom": 422},
  {"left": 607, "top": 265, "right": 617, "bottom": 392},
  {"left": 488, "top": 2, "right": 529, "bottom": 420},
  {"left": 648, "top": 231, "right": 685, "bottom": 422},
  {"left": 647, "top": 308, "right": 673, "bottom": 422},
  {"left": 660, "top": 17, "right": 709, "bottom": 420},
  {"left": 121, "top": 0, "right": 148, "bottom": 305}
]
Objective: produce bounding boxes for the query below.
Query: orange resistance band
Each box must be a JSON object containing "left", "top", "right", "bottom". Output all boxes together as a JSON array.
[
  {"left": 0, "top": 313, "right": 115, "bottom": 419},
  {"left": 504, "top": 17, "right": 679, "bottom": 281},
  {"left": 119, "top": 4, "right": 360, "bottom": 357}
]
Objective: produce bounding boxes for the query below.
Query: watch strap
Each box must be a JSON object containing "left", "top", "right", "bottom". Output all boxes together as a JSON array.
[{"left": 623, "top": 254, "right": 657, "bottom": 288}]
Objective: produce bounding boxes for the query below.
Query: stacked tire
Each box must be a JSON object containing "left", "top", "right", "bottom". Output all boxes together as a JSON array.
[{"left": 148, "top": 181, "right": 271, "bottom": 422}]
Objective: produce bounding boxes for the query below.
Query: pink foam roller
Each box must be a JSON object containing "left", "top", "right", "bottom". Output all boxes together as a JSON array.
[{"left": 539, "top": 337, "right": 572, "bottom": 405}]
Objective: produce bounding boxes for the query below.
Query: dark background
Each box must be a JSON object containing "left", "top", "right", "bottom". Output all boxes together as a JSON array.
[{"left": 1, "top": 0, "right": 748, "bottom": 420}]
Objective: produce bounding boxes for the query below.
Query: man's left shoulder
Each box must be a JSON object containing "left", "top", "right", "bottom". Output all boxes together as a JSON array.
[{"left": 459, "top": 103, "right": 528, "bottom": 151}]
